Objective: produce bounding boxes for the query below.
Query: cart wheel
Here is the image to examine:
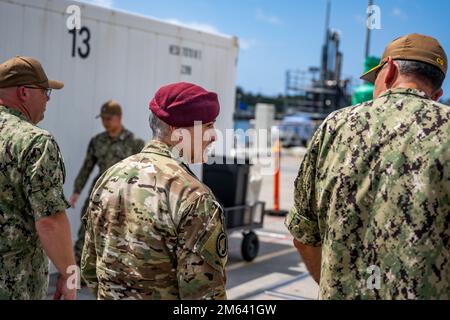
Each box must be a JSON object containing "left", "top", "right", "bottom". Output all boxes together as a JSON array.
[{"left": 241, "top": 231, "right": 259, "bottom": 262}]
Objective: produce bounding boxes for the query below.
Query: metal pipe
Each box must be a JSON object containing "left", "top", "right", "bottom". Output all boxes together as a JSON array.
[
  {"left": 365, "top": 0, "right": 374, "bottom": 58},
  {"left": 320, "top": 0, "right": 331, "bottom": 83}
]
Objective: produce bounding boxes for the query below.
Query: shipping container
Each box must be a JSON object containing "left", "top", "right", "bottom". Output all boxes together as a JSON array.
[{"left": 0, "top": 0, "right": 239, "bottom": 270}]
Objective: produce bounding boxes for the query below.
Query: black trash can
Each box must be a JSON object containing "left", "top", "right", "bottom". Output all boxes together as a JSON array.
[{"left": 202, "top": 156, "right": 251, "bottom": 229}]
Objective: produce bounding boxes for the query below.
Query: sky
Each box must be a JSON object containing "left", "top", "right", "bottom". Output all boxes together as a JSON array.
[{"left": 81, "top": 0, "right": 450, "bottom": 99}]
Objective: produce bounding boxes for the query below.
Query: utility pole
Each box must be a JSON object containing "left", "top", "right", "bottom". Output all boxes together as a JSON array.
[
  {"left": 320, "top": 0, "right": 331, "bottom": 83},
  {"left": 365, "top": 0, "right": 374, "bottom": 58}
]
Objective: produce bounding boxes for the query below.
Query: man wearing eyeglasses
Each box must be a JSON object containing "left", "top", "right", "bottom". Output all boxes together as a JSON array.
[
  {"left": 0, "top": 56, "right": 76, "bottom": 300},
  {"left": 286, "top": 34, "right": 449, "bottom": 299}
]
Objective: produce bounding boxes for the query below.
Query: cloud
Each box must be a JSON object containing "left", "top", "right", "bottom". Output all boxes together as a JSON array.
[
  {"left": 163, "top": 18, "right": 230, "bottom": 37},
  {"left": 78, "top": 0, "right": 115, "bottom": 8},
  {"left": 392, "top": 7, "right": 408, "bottom": 20},
  {"left": 239, "top": 38, "right": 258, "bottom": 51},
  {"left": 256, "top": 8, "right": 281, "bottom": 25}
]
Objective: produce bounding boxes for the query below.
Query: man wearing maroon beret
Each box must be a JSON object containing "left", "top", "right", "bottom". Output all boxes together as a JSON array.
[{"left": 81, "top": 82, "right": 228, "bottom": 300}]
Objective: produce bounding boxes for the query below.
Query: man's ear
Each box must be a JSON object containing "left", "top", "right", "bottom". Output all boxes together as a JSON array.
[
  {"left": 16, "top": 86, "right": 27, "bottom": 102},
  {"left": 431, "top": 88, "right": 443, "bottom": 101},
  {"left": 384, "top": 57, "right": 399, "bottom": 88}
]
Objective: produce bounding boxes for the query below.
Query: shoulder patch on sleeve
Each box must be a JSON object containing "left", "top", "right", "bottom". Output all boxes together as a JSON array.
[
  {"left": 194, "top": 202, "right": 228, "bottom": 272},
  {"left": 216, "top": 231, "right": 228, "bottom": 259}
]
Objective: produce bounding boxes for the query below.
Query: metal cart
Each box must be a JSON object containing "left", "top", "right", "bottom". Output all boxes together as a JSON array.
[
  {"left": 203, "top": 156, "right": 265, "bottom": 262},
  {"left": 223, "top": 201, "right": 265, "bottom": 262}
]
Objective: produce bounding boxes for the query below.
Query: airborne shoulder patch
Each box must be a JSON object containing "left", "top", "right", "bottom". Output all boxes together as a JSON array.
[
  {"left": 194, "top": 206, "right": 228, "bottom": 272},
  {"left": 216, "top": 231, "right": 228, "bottom": 258}
]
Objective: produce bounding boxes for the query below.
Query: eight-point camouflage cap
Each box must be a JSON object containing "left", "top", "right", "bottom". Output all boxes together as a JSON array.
[
  {"left": 96, "top": 100, "right": 122, "bottom": 118},
  {"left": 361, "top": 33, "right": 448, "bottom": 83},
  {"left": 0, "top": 56, "right": 64, "bottom": 89}
]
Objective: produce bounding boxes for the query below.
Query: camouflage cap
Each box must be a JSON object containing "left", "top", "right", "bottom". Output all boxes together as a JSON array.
[
  {"left": 96, "top": 100, "right": 122, "bottom": 118},
  {"left": 361, "top": 34, "right": 447, "bottom": 83},
  {"left": 0, "top": 56, "right": 64, "bottom": 89}
]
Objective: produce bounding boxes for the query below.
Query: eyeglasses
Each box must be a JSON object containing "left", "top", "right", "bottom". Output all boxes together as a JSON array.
[{"left": 23, "top": 86, "right": 52, "bottom": 99}]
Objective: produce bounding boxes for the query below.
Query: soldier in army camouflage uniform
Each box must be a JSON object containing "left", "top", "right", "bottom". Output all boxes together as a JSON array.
[
  {"left": 81, "top": 82, "right": 228, "bottom": 300},
  {"left": 69, "top": 100, "right": 145, "bottom": 266},
  {"left": 0, "top": 56, "right": 76, "bottom": 300},
  {"left": 286, "top": 34, "right": 449, "bottom": 299}
]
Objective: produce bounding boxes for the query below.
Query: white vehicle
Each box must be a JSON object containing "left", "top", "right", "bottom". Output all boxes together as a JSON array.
[
  {"left": 279, "top": 113, "right": 322, "bottom": 147},
  {"left": 0, "top": 0, "right": 239, "bottom": 260}
]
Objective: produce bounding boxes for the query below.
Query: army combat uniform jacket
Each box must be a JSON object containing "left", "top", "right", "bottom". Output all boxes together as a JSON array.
[
  {"left": 286, "top": 88, "right": 450, "bottom": 299},
  {"left": 0, "top": 106, "right": 69, "bottom": 299},
  {"left": 81, "top": 140, "right": 228, "bottom": 300}
]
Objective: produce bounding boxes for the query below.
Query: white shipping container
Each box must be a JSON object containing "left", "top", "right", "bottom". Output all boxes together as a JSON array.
[{"left": 0, "top": 0, "right": 239, "bottom": 271}]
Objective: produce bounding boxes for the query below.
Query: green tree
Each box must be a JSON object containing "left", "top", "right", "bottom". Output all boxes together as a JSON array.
[{"left": 235, "top": 86, "right": 286, "bottom": 116}]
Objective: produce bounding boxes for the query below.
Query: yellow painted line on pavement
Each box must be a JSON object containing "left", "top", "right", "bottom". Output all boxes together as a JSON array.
[{"left": 226, "top": 247, "right": 297, "bottom": 272}]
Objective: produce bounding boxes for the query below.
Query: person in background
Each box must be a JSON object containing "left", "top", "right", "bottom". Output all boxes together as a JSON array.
[{"left": 69, "top": 100, "right": 145, "bottom": 267}]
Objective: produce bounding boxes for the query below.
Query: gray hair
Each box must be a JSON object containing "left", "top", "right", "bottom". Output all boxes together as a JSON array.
[
  {"left": 396, "top": 59, "right": 445, "bottom": 91},
  {"left": 149, "top": 114, "right": 172, "bottom": 140}
]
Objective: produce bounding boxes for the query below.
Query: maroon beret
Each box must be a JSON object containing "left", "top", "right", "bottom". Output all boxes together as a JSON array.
[{"left": 149, "top": 82, "right": 220, "bottom": 127}]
